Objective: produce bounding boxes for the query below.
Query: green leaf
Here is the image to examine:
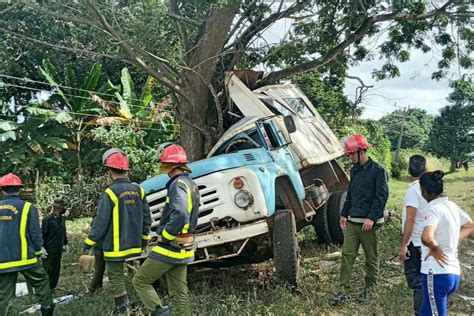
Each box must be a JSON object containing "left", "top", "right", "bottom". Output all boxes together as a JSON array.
[
  {"left": 0, "top": 119, "right": 18, "bottom": 131},
  {"left": 114, "top": 92, "right": 133, "bottom": 119},
  {"left": 26, "top": 106, "right": 56, "bottom": 118},
  {"left": 53, "top": 112, "right": 74, "bottom": 124},
  {"left": 0, "top": 131, "right": 16, "bottom": 140},
  {"left": 39, "top": 59, "right": 73, "bottom": 109},
  {"left": 120, "top": 68, "right": 137, "bottom": 107},
  {"left": 76, "top": 63, "right": 102, "bottom": 111},
  {"left": 139, "top": 76, "right": 155, "bottom": 108}
]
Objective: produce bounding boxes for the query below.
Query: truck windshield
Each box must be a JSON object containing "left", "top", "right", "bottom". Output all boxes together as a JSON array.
[
  {"left": 260, "top": 98, "right": 293, "bottom": 116},
  {"left": 283, "top": 98, "right": 314, "bottom": 118}
]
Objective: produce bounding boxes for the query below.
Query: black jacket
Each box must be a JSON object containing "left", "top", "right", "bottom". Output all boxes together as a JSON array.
[
  {"left": 84, "top": 179, "right": 152, "bottom": 261},
  {"left": 42, "top": 214, "right": 67, "bottom": 253},
  {"left": 0, "top": 195, "right": 43, "bottom": 273},
  {"left": 341, "top": 158, "right": 389, "bottom": 224}
]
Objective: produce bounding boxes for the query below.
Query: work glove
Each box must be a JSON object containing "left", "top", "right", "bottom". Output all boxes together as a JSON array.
[{"left": 41, "top": 247, "right": 48, "bottom": 259}]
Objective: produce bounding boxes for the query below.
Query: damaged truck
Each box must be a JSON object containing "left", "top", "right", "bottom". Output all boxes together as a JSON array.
[{"left": 139, "top": 72, "right": 349, "bottom": 286}]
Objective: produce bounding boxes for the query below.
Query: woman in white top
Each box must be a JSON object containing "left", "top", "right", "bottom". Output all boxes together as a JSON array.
[{"left": 420, "top": 170, "right": 473, "bottom": 316}]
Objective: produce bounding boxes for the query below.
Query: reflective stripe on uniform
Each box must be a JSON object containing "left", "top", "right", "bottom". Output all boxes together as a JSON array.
[
  {"left": 151, "top": 245, "right": 194, "bottom": 259},
  {"left": 427, "top": 269, "right": 439, "bottom": 316},
  {"left": 165, "top": 196, "right": 170, "bottom": 203},
  {"left": 20, "top": 202, "right": 31, "bottom": 261},
  {"left": 84, "top": 237, "right": 96, "bottom": 246},
  {"left": 34, "top": 250, "right": 42, "bottom": 256},
  {"left": 105, "top": 188, "right": 120, "bottom": 253},
  {"left": 103, "top": 247, "right": 142, "bottom": 258},
  {"left": 142, "top": 234, "right": 151, "bottom": 241},
  {"left": 0, "top": 202, "right": 38, "bottom": 270},
  {"left": 140, "top": 187, "right": 145, "bottom": 199},
  {"left": 162, "top": 228, "right": 176, "bottom": 241},
  {"left": 177, "top": 179, "right": 193, "bottom": 234}
]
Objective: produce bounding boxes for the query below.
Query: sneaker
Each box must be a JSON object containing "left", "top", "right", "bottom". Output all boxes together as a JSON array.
[
  {"left": 330, "top": 291, "right": 349, "bottom": 306},
  {"left": 357, "top": 288, "right": 373, "bottom": 304}
]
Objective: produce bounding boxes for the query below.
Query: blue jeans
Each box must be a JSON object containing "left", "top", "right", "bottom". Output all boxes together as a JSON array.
[{"left": 421, "top": 273, "right": 460, "bottom": 316}]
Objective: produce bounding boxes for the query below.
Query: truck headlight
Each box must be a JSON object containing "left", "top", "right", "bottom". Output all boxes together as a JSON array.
[{"left": 234, "top": 190, "right": 253, "bottom": 209}]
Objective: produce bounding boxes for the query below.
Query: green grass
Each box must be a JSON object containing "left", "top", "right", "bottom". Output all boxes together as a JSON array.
[{"left": 11, "top": 169, "right": 474, "bottom": 315}]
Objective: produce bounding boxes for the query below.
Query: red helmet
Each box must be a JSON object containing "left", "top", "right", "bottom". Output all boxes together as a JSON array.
[
  {"left": 159, "top": 144, "right": 189, "bottom": 164},
  {"left": 102, "top": 148, "right": 130, "bottom": 170},
  {"left": 343, "top": 134, "right": 371, "bottom": 154},
  {"left": 0, "top": 173, "right": 23, "bottom": 187}
]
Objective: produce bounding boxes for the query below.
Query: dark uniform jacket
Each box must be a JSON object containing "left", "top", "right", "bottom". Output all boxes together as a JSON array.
[
  {"left": 341, "top": 158, "right": 389, "bottom": 225},
  {"left": 0, "top": 195, "right": 43, "bottom": 273},
  {"left": 84, "top": 179, "right": 152, "bottom": 261},
  {"left": 150, "top": 172, "right": 200, "bottom": 264},
  {"left": 42, "top": 214, "right": 67, "bottom": 253}
]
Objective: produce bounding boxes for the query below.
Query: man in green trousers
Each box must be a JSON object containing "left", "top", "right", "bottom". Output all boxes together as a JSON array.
[
  {"left": 83, "top": 149, "right": 151, "bottom": 314},
  {"left": 331, "top": 135, "right": 389, "bottom": 305},
  {"left": 133, "top": 144, "right": 200, "bottom": 316},
  {"left": 0, "top": 173, "right": 54, "bottom": 316}
]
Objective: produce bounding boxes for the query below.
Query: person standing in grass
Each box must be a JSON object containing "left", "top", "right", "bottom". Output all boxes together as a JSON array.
[
  {"left": 419, "top": 171, "right": 473, "bottom": 316},
  {"left": 82, "top": 149, "right": 151, "bottom": 315},
  {"left": 0, "top": 173, "right": 54, "bottom": 316},
  {"left": 330, "top": 134, "right": 389, "bottom": 305},
  {"left": 133, "top": 144, "right": 200, "bottom": 316},
  {"left": 42, "top": 199, "right": 68, "bottom": 292},
  {"left": 398, "top": 155, "right": 428, "bottom": 315}
]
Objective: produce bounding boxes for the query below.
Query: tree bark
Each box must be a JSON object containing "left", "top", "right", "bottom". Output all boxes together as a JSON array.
[{"left": 178, "top": 3, "right": 239, "bottom": 161}]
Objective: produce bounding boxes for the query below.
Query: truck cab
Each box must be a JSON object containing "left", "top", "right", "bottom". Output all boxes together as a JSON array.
[{"left": 139, "top": 73, "right": 350, "bottom": 286}]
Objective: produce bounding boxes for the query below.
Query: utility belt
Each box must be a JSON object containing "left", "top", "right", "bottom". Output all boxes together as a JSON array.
[{"left": 170, "top": 233, "right": 195, "bottom": 251}]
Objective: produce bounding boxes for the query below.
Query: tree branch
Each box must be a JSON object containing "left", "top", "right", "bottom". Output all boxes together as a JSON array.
[
  {"left": 0, "top": 27, "right": 127, "bottom": 62},
  {"left": 257, "top": 0, "right": 455, "bottom": 87},
  {"left": 0, "top": 1, "right": 19, "bottom": 15},
  {"left": 85, "top": 0, "right": 188, "bottom": 102},
  {"left": 169, "top": 0, "right": 191, "bottom": 53},
  {"left": 16, "top": 0, "right": 100, "bottom": 29}
]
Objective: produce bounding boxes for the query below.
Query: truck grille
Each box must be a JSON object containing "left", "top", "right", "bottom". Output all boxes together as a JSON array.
[{"left": 146, "top": 184, "right": 220, "bottom": 229}]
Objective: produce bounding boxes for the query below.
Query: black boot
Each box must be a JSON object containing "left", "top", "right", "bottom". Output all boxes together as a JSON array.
[
  {"left": 151, "top": 305, "right": 171, "bottom": 316},
  {"left": 114, "top": 294, "right": 130, "bottom": 315},
  {"left": 40, "top": 305, "right": 54, "bottom": 316}
]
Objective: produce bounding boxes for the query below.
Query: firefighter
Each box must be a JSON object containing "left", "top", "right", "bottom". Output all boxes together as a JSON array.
[
  {"left": 330, "top": 134, "right": 389, "bottom": 305},
  {"left": 83, "top": 149, "right": 151, "bottom": 314},
  {"left": 133, "top": 144, "right": 200, "bottom": 316},
  {"left": 0, "top": 173, "right": 54, "bottom": 316}
]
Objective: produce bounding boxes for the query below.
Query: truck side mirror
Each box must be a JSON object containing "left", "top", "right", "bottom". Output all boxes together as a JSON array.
[{"left": 284, "top": 115, "right": 296, "bottom": 134}]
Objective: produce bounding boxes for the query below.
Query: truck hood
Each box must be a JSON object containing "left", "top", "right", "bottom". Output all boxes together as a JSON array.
[{"left": 141, "top": 147, "right": 272, "bottom": 194}]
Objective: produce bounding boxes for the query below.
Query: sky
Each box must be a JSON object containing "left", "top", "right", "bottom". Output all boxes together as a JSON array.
[{"left": 258, "top": 2, "right": 459, "bottom": 120}]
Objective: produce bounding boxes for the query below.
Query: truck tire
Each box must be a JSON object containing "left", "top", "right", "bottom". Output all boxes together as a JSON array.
[
  {"left": 327, "top": 191, "right": 347, "bottom": 245},
  {"left": 312, "top": 203, "right": 331, "bottom": 244},
  {"left": 273, "top": 209, "right": 299, "bottom": 287}
]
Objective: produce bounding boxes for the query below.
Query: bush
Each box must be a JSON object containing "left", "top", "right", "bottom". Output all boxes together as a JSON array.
[
  {"left": 35, "top": 174, "right": 107, "bottom": 219},
  {"left": 391, "top": 149, "right": 450, "bottom": 179}
]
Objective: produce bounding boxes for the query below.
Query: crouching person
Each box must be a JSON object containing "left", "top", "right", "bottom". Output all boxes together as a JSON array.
[
  {"left": 133, "top": 144, "right": 200, "bottom": 316},
  {"left": 82, "top": 149, "right": 151, "bottom": 315},
  {"left": 0, "top": 173, "right": 53, "bottom": 316}
]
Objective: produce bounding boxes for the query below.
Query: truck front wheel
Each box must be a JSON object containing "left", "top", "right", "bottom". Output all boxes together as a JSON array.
[
  {"left": 273, "top": 209, "right": 299, "bottom": 287},
  {"left": 326, "top": 191, "right": 347, "bottom": 245}
]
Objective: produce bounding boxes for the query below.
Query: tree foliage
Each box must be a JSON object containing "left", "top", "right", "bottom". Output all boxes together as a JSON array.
[
  {"left": 379, "top": 108, "right": 434, "bottom": 151},
  {"left": 0, "top": 0, "right": 471, "bottom": 160},
  {"left": 427, "top": 76, "right": 474, "bottom": 171}
]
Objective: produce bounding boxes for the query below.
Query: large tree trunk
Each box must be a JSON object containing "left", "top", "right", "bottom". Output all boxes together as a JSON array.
[
  {"left": 450, "top": 159, "right": 457, "bottom": 173},
  {"left": 177, "top": 3, "right": 239, "bottom": 161}
]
